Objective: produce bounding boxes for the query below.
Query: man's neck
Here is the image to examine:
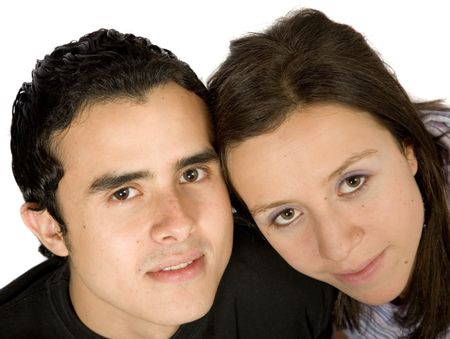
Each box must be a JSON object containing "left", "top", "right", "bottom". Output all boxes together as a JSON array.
[{"left": 69, "top": 273, "right": 179, "bottom": 339}]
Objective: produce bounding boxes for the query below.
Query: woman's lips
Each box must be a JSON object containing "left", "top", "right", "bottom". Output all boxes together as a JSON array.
[{"left": 334, "top": 249, "right": 386, "bottom": 285}]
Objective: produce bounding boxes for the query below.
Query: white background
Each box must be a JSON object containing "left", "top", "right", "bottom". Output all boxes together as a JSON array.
[{"left": 0, "top": 0, "right": 449, "bottom": 287}]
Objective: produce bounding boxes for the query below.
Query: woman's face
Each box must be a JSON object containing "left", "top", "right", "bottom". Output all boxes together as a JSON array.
[{"left": 227, "top": 103, "right": 424, "bottom": 305}]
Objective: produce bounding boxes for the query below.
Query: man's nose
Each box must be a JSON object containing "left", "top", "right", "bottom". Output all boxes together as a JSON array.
[{"left": 150, "top": 193, "right": 196, "bottom": 244}]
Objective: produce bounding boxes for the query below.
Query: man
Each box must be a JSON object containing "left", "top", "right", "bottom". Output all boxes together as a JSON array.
[{"left": 0, "top": 29, "right": 335, "bottom": 338}]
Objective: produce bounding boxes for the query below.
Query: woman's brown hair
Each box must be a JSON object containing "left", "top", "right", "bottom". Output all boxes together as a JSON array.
[{"left": 208, "top": 8, "right": 450, "bottom": 338}]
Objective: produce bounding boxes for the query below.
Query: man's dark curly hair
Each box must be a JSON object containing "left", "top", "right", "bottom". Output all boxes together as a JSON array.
[{"left": 11, "top": 29, "right": 209, "bottom": 259}]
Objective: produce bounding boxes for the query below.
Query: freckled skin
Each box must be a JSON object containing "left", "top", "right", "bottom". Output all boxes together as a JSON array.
[
  {"left": 52, "top": 83, "right": 233, "bottom": 337},
  {"left": 228, "top": 103, "right": 424, "bottom": 305}
]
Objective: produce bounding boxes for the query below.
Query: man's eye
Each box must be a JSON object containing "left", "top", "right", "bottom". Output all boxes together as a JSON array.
[
  {"left": 111, "top": 187, "right": 139, "bottom": 201},
  {"left": 338, "top": 175, "right": 367, "bottom": 195},
  {"left": 273, "top": 208, "right": 302, "bottom": 227},
  {"left": 180, "top": 168, "right": 207, "bottom": 183}
]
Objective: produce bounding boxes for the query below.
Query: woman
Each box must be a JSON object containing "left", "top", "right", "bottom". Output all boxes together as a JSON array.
[{"left": 208, "top": 8, "right": 450, "bottom": 338}]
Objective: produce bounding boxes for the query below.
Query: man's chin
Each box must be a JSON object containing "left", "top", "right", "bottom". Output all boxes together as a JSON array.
[{"left": 159, "top": 297, "right": 214, "bottom": 326}]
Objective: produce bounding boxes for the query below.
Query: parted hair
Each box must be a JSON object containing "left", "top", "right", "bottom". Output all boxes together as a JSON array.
[{"left": 208, "top": 8, "right": 450, "bottom": 338}]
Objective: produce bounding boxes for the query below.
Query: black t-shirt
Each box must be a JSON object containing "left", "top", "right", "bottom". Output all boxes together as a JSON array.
[{"left": 0, "top": 225, "right": 336, "bottom": 338}]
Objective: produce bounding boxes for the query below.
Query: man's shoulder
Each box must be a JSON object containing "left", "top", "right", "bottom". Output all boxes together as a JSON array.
[
  {"left": 0, "top": 259, "right": 64, "bottom": 305},
  {"left": 207, "top": 223, "right": 337, "bottom": 339},
  {"left": 0, "top": 260, "right": 65, "bottom": 302},
  {"left": 0, "top": 259, "right": 69, "bottom": 337},
  {"left": 231, "top": 224, "right": 329, "bottom": 285}
]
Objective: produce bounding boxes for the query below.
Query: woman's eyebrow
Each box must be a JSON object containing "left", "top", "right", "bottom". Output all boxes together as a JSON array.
[
  {"left": 250, "top": 200, "right": 293, "bottom": 216},
  {"left": 327, "top": 149, "right": 378, "bottom": 182},
  {"left": 250, "top": 150, "right": 378, "bottom": 215},
  {"left": 250, "top": 150, "right": 378, "bottom": 214}
]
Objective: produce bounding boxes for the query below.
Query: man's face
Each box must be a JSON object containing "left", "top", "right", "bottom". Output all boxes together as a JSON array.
[{"left": 53, "top": 82, "right": 233, "bottom": 336}]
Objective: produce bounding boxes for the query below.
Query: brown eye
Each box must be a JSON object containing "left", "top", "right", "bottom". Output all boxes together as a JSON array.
[
  {"left": 346, "top": 176, "right": 361, "bottom": 187},
  {"left": 111, "top": 187, "right": 138, "bottom": 201},
  {"left": 339, "top": 175, "right": 367, "bottom": 195},
  {"left": 183, "top": 169, "right": 198, "bottom": 182},
  {"left": 180, "top": 168, "right": 207, "bottom": 183},
  {"left": 273, "top": 208, "right": 302, "bottom": 227},
  {"left": 280, "top": 209, "right": 295, "bottom": 220}
]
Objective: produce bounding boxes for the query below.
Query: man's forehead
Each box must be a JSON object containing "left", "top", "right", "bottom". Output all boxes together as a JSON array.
[{"left": 54, "top": 83, "right": 212, "bottom": 158}]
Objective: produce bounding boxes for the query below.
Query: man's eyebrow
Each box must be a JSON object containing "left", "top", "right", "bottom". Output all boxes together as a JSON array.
[
  {"left": 88, "top": 149, "right": 217, "bottom": 193},
  {"left": 327, "top": 149, "right": 378, "bottom": 182},
  {"left": 89, "top": 170, "right": 152, "bottom": 192},
  {"left": 175, "top": 148, "right": 219, "bottom": 171}
]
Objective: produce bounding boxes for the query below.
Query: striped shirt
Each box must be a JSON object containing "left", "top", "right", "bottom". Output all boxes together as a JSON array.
[
  {"left": 343, "top": 303, "right": 411, "bottom": 338},
  {"left": 421, "top": 110, "right": 450, "bottom": 189},
  {"left": 343, "top": 302, "right": 450, "bottom": 339}
]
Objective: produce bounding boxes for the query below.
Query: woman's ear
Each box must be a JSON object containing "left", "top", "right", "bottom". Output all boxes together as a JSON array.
[
  {"left": 403, "top": 143, "right": 418, "bottom": 176},
  {"left": 20, "top": 203, "right": 69, "bottom": 257}
]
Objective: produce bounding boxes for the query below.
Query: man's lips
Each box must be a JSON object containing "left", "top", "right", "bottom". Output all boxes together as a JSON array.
[
  {"left": 146, "top": 252, "right": 205, "bottom": 283},
  {"left": 148, "top": 251, "right": 204, "bottom": 273},
  {"left": 333, "top": 249, "right": 386, "bottom": 285}
]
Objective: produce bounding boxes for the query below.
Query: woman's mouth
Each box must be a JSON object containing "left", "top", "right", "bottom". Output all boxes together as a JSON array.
[{"left": 334, "top": 249, "right": 386, "bottom": 285}]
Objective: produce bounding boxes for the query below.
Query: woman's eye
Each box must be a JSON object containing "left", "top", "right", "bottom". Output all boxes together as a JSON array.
[
  {"left": 339, "top": 175, "right": 367, "bottom": 195},
  {"left": 273, "top": 208, "right": 301, "bottom": 226},
  {"left": 111, "top": 187, "right": 139, "bottom": 201},
  {"left": 180, "top": 167, "right": 207, "bottom": 183}
]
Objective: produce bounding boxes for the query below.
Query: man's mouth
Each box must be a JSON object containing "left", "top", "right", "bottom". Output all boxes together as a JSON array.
[{"left": 146, "top": 254, "right": 205, "bottom": 283}]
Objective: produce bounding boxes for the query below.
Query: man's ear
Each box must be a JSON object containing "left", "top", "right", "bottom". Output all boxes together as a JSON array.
[
  {"left": 404, "top": 143, "right": 418, "bottom": 176},
  {"left": 20, "top": 203, "right": 69, "bottom": 257}
]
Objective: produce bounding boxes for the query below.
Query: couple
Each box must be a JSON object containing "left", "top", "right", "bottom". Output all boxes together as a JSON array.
[{"left": 1, "top": 8, "right": 449, "bottom": 339}]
